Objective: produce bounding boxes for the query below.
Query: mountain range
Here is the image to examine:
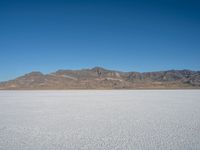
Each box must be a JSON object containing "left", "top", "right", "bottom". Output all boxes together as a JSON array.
[{"left": 0, "top": 67, "right": 200, "bottom": 89}]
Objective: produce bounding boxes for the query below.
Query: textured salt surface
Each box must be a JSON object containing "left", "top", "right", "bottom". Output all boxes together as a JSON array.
[{"left": 0, "top": 90, "right": 200, "bottom": 150}]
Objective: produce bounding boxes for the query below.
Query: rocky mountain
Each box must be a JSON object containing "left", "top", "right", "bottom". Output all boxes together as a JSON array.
[{"left": 0, "top": 67, "right": 200, "bottom": 89}]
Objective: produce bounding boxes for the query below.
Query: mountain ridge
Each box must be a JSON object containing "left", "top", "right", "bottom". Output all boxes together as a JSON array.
[{"left": 0, "top": 67, "right": 200, "bottom": 89}]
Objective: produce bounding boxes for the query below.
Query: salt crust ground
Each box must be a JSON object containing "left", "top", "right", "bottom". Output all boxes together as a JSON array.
[{"left": 0, "top": 90, "right": 200, "bottom": 150}]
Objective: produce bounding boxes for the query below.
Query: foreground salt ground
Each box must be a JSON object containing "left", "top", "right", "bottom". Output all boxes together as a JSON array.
[{"left": 0, "top": 90, "right": 200, "bottom": 150}]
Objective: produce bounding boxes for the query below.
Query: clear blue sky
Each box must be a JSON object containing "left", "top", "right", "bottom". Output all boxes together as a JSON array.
[{"left": 0, "top": 0, "right": 200, "bottom": 81}]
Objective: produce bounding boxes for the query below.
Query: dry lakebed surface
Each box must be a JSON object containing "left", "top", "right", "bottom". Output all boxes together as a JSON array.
[{"left": 0, "top": 90, "right": 200, "bottom": 150}]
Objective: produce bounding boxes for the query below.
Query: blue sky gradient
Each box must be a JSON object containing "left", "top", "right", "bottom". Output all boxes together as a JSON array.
[{"left": 0, "top": 0, "right": 200, "bottom": 81}]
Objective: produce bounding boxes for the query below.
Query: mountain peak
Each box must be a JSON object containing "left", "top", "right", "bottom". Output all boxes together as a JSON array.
[
  {"left": 25, "top": 71, "right": 44, "bottom": 76},
  {"left": 91, "top": 66, "right": 107, "bottom": 71}
]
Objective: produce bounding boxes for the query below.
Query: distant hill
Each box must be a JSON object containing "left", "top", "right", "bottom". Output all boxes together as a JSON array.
[{"left": 0, "top": 67, "right": 200, "bottom": 89}]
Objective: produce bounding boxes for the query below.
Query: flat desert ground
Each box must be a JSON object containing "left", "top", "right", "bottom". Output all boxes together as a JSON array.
[{"left": 0, "top": 90, "right": 200, "bottom": 150}]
